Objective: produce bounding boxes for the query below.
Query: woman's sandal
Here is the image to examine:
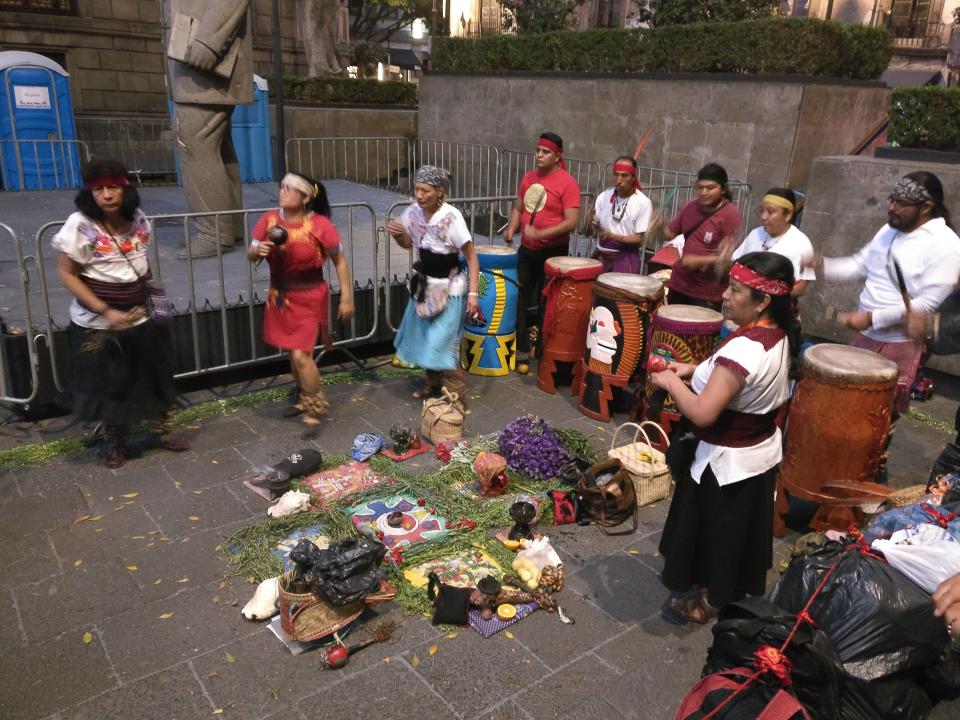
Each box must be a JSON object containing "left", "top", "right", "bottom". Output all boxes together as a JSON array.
[
  {"left": 669, "top": 594, "right": 719, "bottom": 624},
  {"left": 159, "top": 433, "right": 192, "bottom": 452},
  {"left": 411, "top": 384, "right": 440, "bottom": 400},
  {"left": 282, "top": 403, "right": 304, "bottom": 418}
]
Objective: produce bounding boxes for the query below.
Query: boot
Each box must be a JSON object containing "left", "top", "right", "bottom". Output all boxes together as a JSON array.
[
  {"left": 104, "top": 425, "right": 129, "bottom": 468},
  {"left": 153, "top": 410, "right": 191, "bottom": 452}
]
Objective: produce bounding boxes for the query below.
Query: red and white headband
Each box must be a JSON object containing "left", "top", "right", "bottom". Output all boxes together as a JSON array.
[
  {"left": 612, "top": 160, "right": 641, "bottom": 192},
  {"left": 729, "top": 262, "right": 791, "bottom": 296},
  {"left": 85, "top": 175, "right": 129, "bottom": 189}
]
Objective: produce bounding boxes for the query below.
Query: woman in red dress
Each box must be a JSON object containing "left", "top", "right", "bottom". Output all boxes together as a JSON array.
[{"left": 248, "top": 173, "right": 354, "bottom": 432}]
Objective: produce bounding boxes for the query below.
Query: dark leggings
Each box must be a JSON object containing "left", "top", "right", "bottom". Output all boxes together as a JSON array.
[{"left": 517, "top": 243, "right": 569, "bottom": 354}]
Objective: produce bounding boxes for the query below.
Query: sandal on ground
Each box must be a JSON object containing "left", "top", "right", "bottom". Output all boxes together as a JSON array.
[
  {"left": 669, "top": 594, "right": 719, "bottom": 624},
  {"left": 282, "top": 403, "right": 304, "bottom": 418},
  {"left": 159, "top": 433, "right": 192, "bottom": 452},
  {"left": 301, "top": 417, "right": 322, "bottom": 440},
  {"left": 105, "top": 447, "right": 127, "bottom": 469},
  {"left": 411, "top": 384, "right": 440, "bottom": 400}
]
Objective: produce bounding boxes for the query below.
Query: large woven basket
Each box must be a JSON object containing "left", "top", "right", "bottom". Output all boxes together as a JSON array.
[
  {"left": 884, "top": 484, "right": 928, "bottom": 509},
  {"left": 278, "top": 573, "right": 364, "bottom": 643},
  {"left": 421, "top": 387, "right": 464, "bottom": 445},
  {"left": 607, "top": 421, "right": 672, "bottom": 506}
]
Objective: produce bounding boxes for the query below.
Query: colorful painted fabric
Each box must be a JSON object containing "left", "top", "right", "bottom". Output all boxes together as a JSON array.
[
  {"left": 403, "top": 549, "right": 503, "bottom": 590},
  {"left": 273, "top": 524, "right": 330, "bottom": 572},
  {"left": 305, "top": 461, "right": 392, "bottom": 508},
  {"left": 350, "top": 494, "right": 448, "bottom": 550}
]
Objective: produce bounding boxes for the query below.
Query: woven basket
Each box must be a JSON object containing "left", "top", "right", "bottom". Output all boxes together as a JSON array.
[
  {"left": 607, "top": 421, "right": 672, "bottom": 506},
  {"left": 278, "top": 573, "right": 364, "bottom": 643},
  {"left": 885, "top": 484, "right": 929, "bottom": 509},
  {"left": 421, "top": 386, "right": 465, "bottom": 445}
]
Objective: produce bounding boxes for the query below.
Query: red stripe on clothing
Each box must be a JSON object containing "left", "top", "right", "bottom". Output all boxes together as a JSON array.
[{"left": 715, "top": 356, "right": 749, "bottom": 378}]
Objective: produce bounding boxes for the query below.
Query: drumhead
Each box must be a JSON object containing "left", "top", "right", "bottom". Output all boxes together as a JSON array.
[
  {"left": 656, "top": 304, "right": 723, "bottom": 324},
  {"left": 802, "top": 344, "right": 899, "bottom": 383},
  {"left": 546, "top": 256, "right": 603, "bottom": 272},
  {"left": 475, "top": 245, "right": 518, "bottom": 256},
  {"left": 597, "top": 273, "right": 662, "bottom": 298}
]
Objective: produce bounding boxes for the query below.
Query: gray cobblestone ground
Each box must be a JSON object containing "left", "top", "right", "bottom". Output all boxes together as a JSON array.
[{"left": 1, "top": 367, "right": 959, "bottom": 719}]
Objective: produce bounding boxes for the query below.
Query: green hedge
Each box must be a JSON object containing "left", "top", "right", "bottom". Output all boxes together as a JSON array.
[
  {"left": 889, "top": 87, "right": 960, "bottom": 151},
  {"left": 431, "top": 18, "right": 891, "bottom": 79},
  {"left": 270, "top": 76, "right": 417, "bottom": 106}
]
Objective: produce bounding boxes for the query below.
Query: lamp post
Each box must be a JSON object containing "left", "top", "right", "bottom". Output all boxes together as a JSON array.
[{"left": 271, "top": 0, "right": 286, "bottom": 176}]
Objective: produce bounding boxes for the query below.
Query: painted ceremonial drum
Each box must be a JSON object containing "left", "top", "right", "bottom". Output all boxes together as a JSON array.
[
  {"left": 780, "top": 344, "right": 898, "bottom": 495},
  {"left": 576, "top": 273, "right": 663, "bottom": 421},
  {"left": 537, "top": 256, "right": 603, "bottom": 393},
  {"left": 642, "top": 304, "right": 724, "bottom": 414},
  {"left": 461, "top": 245, "right": 519, "bottom": 377}
]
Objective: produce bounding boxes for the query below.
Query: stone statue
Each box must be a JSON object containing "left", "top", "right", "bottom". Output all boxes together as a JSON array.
[
  {"left": 164, "top": 0, "right": 253, "bottom": 258},
  {"left": 303, "top": 0, "right": 345, "bottom": 76}
]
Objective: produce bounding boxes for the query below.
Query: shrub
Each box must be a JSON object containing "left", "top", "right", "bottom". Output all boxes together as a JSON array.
[
  {"left": 269, "top": 76, "right": 418, "bottom": 106},
  {"left": 431, "top": 17, "right": 891, "bottom": 79},
  {"left": 888, "top": 87, "right": 960, "bottom": 152}
]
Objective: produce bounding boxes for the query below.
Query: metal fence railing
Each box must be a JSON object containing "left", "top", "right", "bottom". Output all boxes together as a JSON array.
[
  {"left": 285, "top": 137, "right": 412, "bottom": 192},
  {"left": 497, "top": 149, "right": 604, "bottom": 203},
  {"left": 75, "top": 116, "right": 177, "bottom": 181},
  {"left": 413, "top": 139, "right": 499, "bottom": 199},
  {"left": 0, "top": 138, "right": 90, "bottom": 191}
]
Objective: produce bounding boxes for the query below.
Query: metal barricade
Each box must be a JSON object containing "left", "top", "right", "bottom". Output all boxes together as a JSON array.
[
  {"left": 0, "top": 222, "right": 42, "bottom": 404},
  {"left": 76, "top": 116, "right": 176, "bottom": 181},
  {"left": 412, "top": 139, "right": 499, "bottom": 199},
  {"left": 0, "top": 138, "right": 90, "bottom": 191},
  {"left": 497, "top": 149, "right": 603, "bottom": 211},
  {"left": 284, "top": 137, "right": 412, "bottom": 192}
]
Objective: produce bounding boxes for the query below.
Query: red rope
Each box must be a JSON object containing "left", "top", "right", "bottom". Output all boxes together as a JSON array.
[{"left": 920, "top": 502, "right": 957, "bottom": 529}]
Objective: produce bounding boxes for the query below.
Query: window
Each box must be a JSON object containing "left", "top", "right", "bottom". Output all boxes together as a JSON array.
[{"left": 0, "top": 0, "right": 77, "bottom": 14}]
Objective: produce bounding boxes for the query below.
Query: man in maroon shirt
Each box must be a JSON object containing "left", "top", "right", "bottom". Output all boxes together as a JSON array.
[
  {"left": 656, "top": 163, "right": 743, "bottom": 310},
  {"left": 503, "top": 132, "right": 581, "bottom": 363}
]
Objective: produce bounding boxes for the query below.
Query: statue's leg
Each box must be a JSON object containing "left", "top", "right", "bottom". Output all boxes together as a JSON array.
[
  {"left": 221, "top": 119, "right": 244, "bottom": 245},
  {"left": 175, "top": 103, "right": 240, "bottom": 257}
]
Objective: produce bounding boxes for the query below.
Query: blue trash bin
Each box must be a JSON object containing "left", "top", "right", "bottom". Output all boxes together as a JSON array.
[
  {"left": 0, "top": 51, "right": 81, "bottom": 191},
  {"left": 170, "top": 75, "right": 273, "bottom": 185}
]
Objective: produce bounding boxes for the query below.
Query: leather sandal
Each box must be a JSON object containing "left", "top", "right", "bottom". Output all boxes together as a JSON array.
[
  {"left": 669, "top": 594, "right": 719, "bottom": 624},
  {"left": 105, "top": 447, "right": 127, "bottom": 469},
  {"left": 282, "top": 404, "right": 305, "bottom": 418},
  {"left": 411, "top": 383, "right": 440, "bottom": 400},
  {"left": 159, "top": 433, "right": 191, "bottom": 452}
]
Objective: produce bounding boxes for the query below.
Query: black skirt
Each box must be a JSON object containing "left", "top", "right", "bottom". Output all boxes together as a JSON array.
[
  {"left": 658, "top": 457, "right": 776, "bottom": 608},
  {"left": 67, "top": 320, "right": 177, "bottom": 426}
]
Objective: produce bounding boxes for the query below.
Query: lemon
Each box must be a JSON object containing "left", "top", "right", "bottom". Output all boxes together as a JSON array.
[
  {"left": 501, "top": 539, "right": 521, "bottom": 551},
  {"left": 497, "top": 604, "right": 517, "bottom": 620},
  {"left": 391, "top": 357, "right": 401, "bottom": 367},
  {"left": 517, "top": 363, "right": 529, "bottom": 375}
]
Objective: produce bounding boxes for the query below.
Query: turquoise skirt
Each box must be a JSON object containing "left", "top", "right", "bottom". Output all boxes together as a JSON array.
[{"left": 394, "top": 294, "right": 466, "bottom": 371}]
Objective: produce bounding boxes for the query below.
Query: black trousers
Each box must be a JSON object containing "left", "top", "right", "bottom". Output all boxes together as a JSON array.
[{"left": 517, "top": 243, "right": 569, "bottom": 355}]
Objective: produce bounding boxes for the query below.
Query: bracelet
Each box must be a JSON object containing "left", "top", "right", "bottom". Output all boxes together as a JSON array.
[{"left": 467, "top": 292, "right": 478, "bottom": 297}]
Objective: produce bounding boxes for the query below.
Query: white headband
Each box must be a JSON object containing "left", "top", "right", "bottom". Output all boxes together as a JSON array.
[{"left": 282, "top": 173, "right": 316, "bottom": 199}]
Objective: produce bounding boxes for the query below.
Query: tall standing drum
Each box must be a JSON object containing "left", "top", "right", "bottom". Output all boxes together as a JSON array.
[
  {"left": 537, "top": 256, "right": 603, "bottom": 393},
  {"left": 461, "top": 245, "right": 519, "bottom": 377},
  {"left": 777, "top": 344, "right": 898, "bottom": 532},
  {"left": 642, "top": 304, "right": 723, "bottom": 421},
  {"left": 574, "top": 273, "right": 663, "bottom": 422}
]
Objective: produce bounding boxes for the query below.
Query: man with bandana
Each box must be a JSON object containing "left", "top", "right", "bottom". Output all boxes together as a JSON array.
[
  {"left": 815, "top": 171, "right": 960, "bottom": 414},
  {"left": 585, "top": 155, "right": 653, "bottom": 273},
  {"left": 503, "top": 132, "right": 581, "bottom": 366}
]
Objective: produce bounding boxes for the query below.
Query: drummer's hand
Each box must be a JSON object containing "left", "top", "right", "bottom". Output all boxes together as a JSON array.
[
  {"left": 838, "top": 310, "right": 872, "bottom": 332},
  {"left": 257, "top": 240, "right": 274, "bottom": 258},
  {"left": 502, "top": 227, "right": 515, "bottom": 245},
  {"left": 337, "top": 296, "right": 355, "bottom": 321},
  {"left": 524, "top": 225, "right": 541, "bottom": 243},
  {"left": 466, "top": 294, "right": 478, "bottom": 316},
  {"left": 669, "top": 361, "right": 697, "bottom": 379},
  {"left": 648, "top": 370, "right": 678, "bottom": 391},
  {"left": 905, "top": 311, "right": 932, "bottom": 343}
]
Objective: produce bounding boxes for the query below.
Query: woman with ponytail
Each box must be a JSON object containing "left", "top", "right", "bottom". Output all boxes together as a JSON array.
[
  {"left": 649, "top": 252, "right": 798, "bottom": 623},
  {"left": 248, "top": 173, "right": 354, "bottom": 433}
]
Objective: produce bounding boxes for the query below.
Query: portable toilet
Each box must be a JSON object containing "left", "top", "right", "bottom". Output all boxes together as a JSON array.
[
  {"left": 231, "top": 75, "right": 273, "bottom": 183},
  {"left": 0, "top": 51, "right": 82, "bottom": 191},
  {"left": 170, "top": 75, "right": 273, "bottom": 185}
]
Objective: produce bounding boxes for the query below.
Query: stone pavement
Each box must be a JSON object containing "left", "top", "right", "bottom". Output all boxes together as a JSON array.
[{"left": 1, "top": 366, "right": 959, "bottom": 720}]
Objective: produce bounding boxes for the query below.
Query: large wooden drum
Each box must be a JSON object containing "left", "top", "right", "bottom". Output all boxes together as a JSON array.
[
  {"left": 574, "top": 273, "right": 663, "bottom": 421},
  {"left": 537, "top": 256, "right": 603, "bottom": 393},
  {"left": 461, "top": 245, "right": 519, "bottom": 377},
  {"left": 777, "top": 344, "right": 898, "bottom": 533},
  {"left": 642, "top": 304, "right": 723, "bottom": 415}
]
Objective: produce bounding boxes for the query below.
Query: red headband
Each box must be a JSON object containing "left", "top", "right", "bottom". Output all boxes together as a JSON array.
[
  {"left": 86, "top": 175, "right": 129, "bottom": 189},
  {"left": 537, "top": 138, "right": 567, "bottom": 170},
  {"left": 612, "top": 161, "right": 641, "bottom": 191},
  {"left": 729, "top": 262, "right": 792, "bottom": 296}
]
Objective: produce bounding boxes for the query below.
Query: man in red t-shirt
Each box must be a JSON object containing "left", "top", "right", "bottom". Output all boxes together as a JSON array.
[
  {"left": 655, "top": 163, "right": 743, "bottom": 310},
  {"left": 503, "top": 132, "right": 581, "bottom": 362}
]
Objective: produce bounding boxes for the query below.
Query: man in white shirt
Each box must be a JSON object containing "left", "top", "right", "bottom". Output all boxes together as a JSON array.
[
  {"left": 817, "top": 171, "right": 960, "bottom": 413},
  {"left": 585, "top": 156, "right": 652, "bottom": 273}
]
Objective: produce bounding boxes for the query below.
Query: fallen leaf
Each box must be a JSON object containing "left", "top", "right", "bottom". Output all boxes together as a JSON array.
[
  {"left": 428, "top": 644, "right": 439, "bottom": 656},
  {"left": 246, "top": 576, "right": 256, "bottom": 584},
  {"left": 74, "top": 559, "right": 83, "bottom": 568},
  {"left": 212, "top": 596, "right": 220, "bottom": 604},
  {"left": 177, "top": 577, "right": 190, "bottom": 583},
  {"left": 627, "top": 550, "right": 640, "bottom": 556},
  {"left": 114, "top": 505, "right": 126, "bottom": 511},
  {"left": 146, "top": 542, "right": 155, "bottom": 547},
  {"left": 157, "top": 612, "right": 174, "bottom": 619},
  {"left": 74, "top": 515, "right": 91, "bottom": 524},
  {"left": 208, "top": 671, "right": 220, "bottom": 679},
  {"left": 126, "top": 565, "right": 138, "bottom": 572},
  {"left": 652, "top": 551, "right": 661, "bottom": 557},
  {"left": 154, "top": 578, "right": 162, "bottom": 585},
  {"left": 227, "top": 599, "right": 239, "bottom": 607},
  {"left": 95, "top": 528, "right": 105, "bottom": 533},
  {"left": 224, "top": 651, "right": 236, "bottom": 663},
  {"left": 82, "top": 631, "right": 94, "bottom": 645},
  {"left": 446, "top": 632, "right": 458, "bottom": 639},
  {"left": 218, "top": 580, "right": 227, "bottom": 590},
  {"left": 193, "top": 490, "right": 203, "bottom": 495},
  {"left": 211, "top": 460, "right": 219, "bottom": 464},
  {"left": 147, "top": 530, "right": 160, "bottom": 535},
  {"left": 174, "top": 480, "right": 183, "bottom": 490},
  {"left": 121, "top": 492, "right": 140, "bottom": 499},
  {"left": 383, "top": 657, "right": 391, "bottom": 664},
  {"left": 214, "top": 545, "right": 225, "bottom": 553},
  {"left": 180, "top": 538, "right": 190, "bottom": 544},
  {"left": 213, "top": 710, "right": 224, "bottom": 716},
  {"left": 504, "top": 631, "right": 514, "bottom": 639},
  {"left": 188, "top": 515, "right": 201, "bottom": 521},
  {"left": 131, "top": 535, "right": 146, "bottom": 540},
  {"left": 411, "top": 655, "right": 420, "bottom": 668}
]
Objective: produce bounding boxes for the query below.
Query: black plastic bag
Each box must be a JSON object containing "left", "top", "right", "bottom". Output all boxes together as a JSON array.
[
  {"left": 289, "top": 537, "right": 386, "bottom": 607},
  {"left": 769, "top": 539, "right": 948, "bottom": 682}
]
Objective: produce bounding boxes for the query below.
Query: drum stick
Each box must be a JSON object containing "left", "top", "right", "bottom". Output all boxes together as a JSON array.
[{"left": 893, "top": 260, "right": 911, "bottom": 312}]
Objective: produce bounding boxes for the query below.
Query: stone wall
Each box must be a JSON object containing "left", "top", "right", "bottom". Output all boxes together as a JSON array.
[
  {"left": 800, "top": 155, "right": 960, "bottom": 374},
  {"left": 418, "top": 72, "right": 890, "bottom": 209}
]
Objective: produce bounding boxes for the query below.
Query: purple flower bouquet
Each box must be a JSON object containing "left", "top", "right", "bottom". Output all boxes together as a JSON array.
[{"left": 498, "top": 415, "right": 571, "bottom": 481}]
